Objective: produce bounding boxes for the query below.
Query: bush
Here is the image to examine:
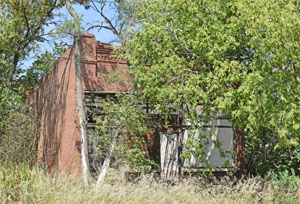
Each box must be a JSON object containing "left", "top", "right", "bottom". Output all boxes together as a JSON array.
[
  {"left": 268, "top": 169, "right": 300, "bottom": 202},
  {"left": 246, "top": 128, "right": 300, "bottom": 177},
  {"left": 0, "top": 109, "right": 39, "bottom": 166}
]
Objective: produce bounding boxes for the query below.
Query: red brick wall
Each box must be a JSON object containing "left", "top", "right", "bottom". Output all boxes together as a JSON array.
[
  {"left": 80, "top": 34, "right": 130, "bottom": 92},
  {"left": 28, "top": 34, "right": 239, "bottom": 177},
  {"left": 29, "top": 47, "right": 82, "bottom": 175},
  {"left": 28, "top": 34, "right": 130, "bottom": 175}
]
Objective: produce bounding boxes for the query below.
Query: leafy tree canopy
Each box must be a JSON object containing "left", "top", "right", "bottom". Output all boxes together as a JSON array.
[
  {"left": 0, "top": 0, "right": 67, "bottom": 87},
  {"left": 124, "top": 0, "right": 300, "bottom": 148},
  {"left": 16, "top": 42, "right": 68, "bottom": 95}
]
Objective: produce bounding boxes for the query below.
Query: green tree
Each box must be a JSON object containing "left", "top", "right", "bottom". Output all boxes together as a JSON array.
[
  {"left": 15, "top": 42, "right": 68, "bottom": 98},
  {"left": 123, "top": 0, "right": 300, "bottom": 176},
  {"left": 246, "top": 127, "right": 300, "bottom": 176},
  {"left": 0, "top": 0, "right": 65, "bottom": 87},
  {"left": 0, "top": 1, "right": 67, "bottom": 164},
  {"left": 93, "top": 93, "right": 156, "bottom": 189}
]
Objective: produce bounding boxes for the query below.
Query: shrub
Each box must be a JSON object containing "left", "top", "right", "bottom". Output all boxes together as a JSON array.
[
  {"left": 0, "top": 109, "right": 39, "bottom": 166},
  {"left": 246, "top": 128, "right": 300, "bottom": 177},
  {"left": 268, "top": 169, "right": 300, "bottom": 202}
]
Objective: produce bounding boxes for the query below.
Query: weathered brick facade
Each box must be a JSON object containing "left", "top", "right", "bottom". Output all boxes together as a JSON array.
[
  {"left": 28, "top": 34, "right": 130, "bottom": 175},
  {"left": 28, "top": 34, "right": 244, "bottom": 177}
]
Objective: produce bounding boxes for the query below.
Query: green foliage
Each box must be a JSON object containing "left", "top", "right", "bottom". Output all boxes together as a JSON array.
[
  {"left": 0, "top": 108, "right": 39, "bottom": 166},
  {"left": 49, "top": 12, "right": 86, "bottom": 41},
  {"left": 123, "top": 0, "right": 300, "bottom": 174},
  {"left": 246, "top": 128, "right": 300, "bottom": 176},
  {"left": 181, "top": 131, "right": 208, "bottom": 163},
  {"left": 93, "top": 93, "right": 157, "bottom": 171},
  {"left": 17, "top": 42, "right": 68, "bottom": 91},
  {"left": 0, "top": 0, "right": 65, "bottom": 86},
  {"left": 0, "top": 85, "right": 23, "bottom": 120},
  {"left": 268, "top": 170, "right": 300, "bottom": 203}
]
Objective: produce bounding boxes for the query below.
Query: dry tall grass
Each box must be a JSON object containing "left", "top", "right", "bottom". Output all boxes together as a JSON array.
[{"left": 1, "top": 166, "right": 299, "bottom": 204}]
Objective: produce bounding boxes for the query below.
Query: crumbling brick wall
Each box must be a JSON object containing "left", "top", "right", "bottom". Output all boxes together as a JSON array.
[
  {"left": 28, "top": 34, "right": 240, "bottom": 177},
  {"left": 28, "top": 34, "right": 131, "bottom": 175}
]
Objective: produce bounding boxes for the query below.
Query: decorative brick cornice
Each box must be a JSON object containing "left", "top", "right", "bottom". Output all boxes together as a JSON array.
[{"left": 96, "top": 42, "right": 127, "bottom": 64}]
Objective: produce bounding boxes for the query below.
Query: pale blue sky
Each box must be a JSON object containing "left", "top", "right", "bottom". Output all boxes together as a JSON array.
[{"left": 72, "top": 3, "right": 117, "bottom": 43}]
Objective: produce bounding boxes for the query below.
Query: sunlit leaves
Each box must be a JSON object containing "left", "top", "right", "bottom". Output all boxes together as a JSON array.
[
  {"left": 0, "top": 0, "right": 64, "bottom": 86},
  {"left": 94, "top": 94, "right": 157, "bottom": 170},
  {"left": 124, "top": 0, "right": 300, "bottom": 149}
]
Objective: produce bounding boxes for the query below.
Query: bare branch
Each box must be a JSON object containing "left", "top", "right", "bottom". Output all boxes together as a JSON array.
[{"left": 90, "top": 0, "right": 124, "bottom": 44}]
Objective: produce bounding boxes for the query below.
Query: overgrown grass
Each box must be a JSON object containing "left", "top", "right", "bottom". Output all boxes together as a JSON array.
[{"left": 1, "top": 164, "right": 299, "bottom": 204}]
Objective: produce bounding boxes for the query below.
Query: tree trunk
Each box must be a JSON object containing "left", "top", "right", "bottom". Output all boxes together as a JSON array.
[
  {"left": 66, "top": 0, "right": 90, "bottom": 183},
  {"left": 235, "top": 129, "right": 246, "bottom": 179},
  {"left": 96, "top": 128, "right": 120, "bottom": 190}
]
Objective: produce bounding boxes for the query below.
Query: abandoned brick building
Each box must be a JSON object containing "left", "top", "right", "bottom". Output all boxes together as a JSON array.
[{"left": 28, "top": 34, "right": 242, "bottom": 177}]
